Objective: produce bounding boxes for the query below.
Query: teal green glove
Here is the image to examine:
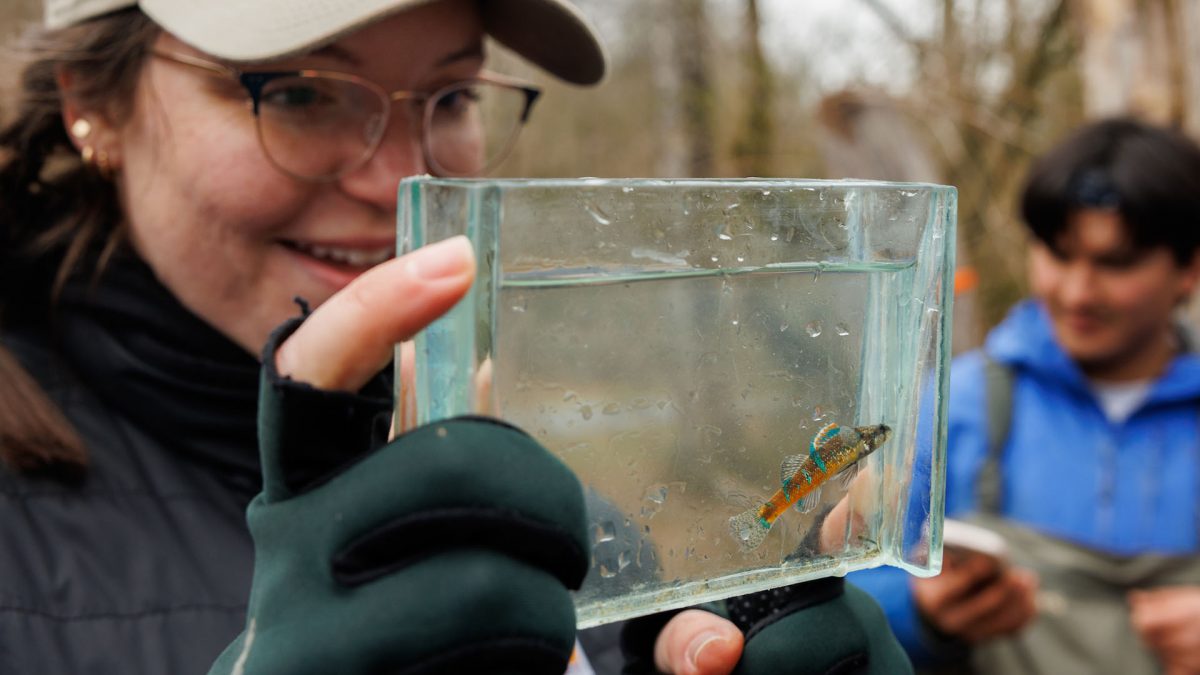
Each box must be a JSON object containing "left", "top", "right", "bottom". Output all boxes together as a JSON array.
[
  {"left": 728, "top": 578, "right": 913, "bottom": 675},
  {"left": 620, "top": 579, "right": 912, "bottom": 675},
  {"left": 209, "top": 320, "right": 589, "bottom": 675}
]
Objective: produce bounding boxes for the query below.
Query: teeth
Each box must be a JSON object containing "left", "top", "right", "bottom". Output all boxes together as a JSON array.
[{"left": 294, "top": 242, "right": 393, "bottom": 267}]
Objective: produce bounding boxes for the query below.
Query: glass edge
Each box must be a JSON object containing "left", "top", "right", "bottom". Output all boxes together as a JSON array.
[
  {"left": 399, "top": 175, "right": 958, "bottom": 191},
  {"left": 925, "top": 187, "right": 959, "bottom": 575}
]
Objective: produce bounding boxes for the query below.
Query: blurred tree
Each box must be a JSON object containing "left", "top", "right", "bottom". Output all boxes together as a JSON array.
[
  {"left": 1077, "top": 0, "right": 1200, "bottom": 135},
  {"left": 854, "top": 0, "right": 1084, "bottom": 331},
  {"left": 675, "top": 0, "right": 717, "bottom": 177},
  {"left": 731, "top": 0, "right": 775, "bottom": 177}
]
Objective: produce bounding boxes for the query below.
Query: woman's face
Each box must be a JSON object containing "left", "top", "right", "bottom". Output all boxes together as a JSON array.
[{"left": 110, "top": 0, "right": 484, "bottom": 353}]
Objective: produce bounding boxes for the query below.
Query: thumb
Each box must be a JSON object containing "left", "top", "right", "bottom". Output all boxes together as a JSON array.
[
  {"left": 276, "top": 236, "right": 475, "bottom": 392},
  {"left": 655, "top": 610, "right": 744, "bottom": 675}
]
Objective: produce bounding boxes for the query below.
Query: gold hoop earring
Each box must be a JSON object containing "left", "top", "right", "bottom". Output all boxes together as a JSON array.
[
  {"left": 95, "top": 150, "right": 113, "bottom": 179},
  {"left": 80, "top": 145, "right": 115, "bottom": 179}
]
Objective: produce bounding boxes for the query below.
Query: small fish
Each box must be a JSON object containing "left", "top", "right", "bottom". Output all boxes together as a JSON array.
[{"left": 729, "top": 422, "right": 891, "bottom": 550}]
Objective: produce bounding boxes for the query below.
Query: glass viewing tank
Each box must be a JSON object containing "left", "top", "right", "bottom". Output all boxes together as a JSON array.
[{"left": 397, "top": 177, "right": 957, "bottom": 628}]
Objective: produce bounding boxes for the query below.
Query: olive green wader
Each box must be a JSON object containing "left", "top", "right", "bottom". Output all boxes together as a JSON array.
[{"left": 954, "top": 359, "right": 1200, "bottom": 675}]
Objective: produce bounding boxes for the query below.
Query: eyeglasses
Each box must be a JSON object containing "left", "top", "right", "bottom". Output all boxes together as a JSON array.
[{"left": 151, "top": 50, "right": 541, "bottom": 181}]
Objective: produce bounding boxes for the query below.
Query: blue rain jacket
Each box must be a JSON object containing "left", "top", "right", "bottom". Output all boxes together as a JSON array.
[{"left": 850, "top": 299, "right": 1200, "bottom": 662}]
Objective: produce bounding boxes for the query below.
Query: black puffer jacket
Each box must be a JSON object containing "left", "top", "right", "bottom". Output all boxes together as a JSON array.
[
  {"left": 0, "top": 258, "right": 625, "bottom": 674},
  {"left": 0, "top": 260, "right": 261, "bottom": 674}
]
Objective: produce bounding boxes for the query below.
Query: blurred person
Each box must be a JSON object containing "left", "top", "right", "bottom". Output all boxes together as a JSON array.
[
  {"left": 0, "top": 1, "right": 912, "bottom": 674},
  {"left": 851, "top": 118, "right": 1200, "bottom": 675}
]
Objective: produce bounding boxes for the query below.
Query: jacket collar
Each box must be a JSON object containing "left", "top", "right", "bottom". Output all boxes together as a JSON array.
[{"left": 985, "top": 299, "right": 1200, "bottom": 405}]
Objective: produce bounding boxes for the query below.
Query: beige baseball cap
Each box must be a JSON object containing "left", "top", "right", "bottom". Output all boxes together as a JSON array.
[{"left": 45, "top": 0, "right": 607, "bottom": 85}]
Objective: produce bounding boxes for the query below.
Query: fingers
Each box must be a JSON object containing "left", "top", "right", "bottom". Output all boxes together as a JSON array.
[
  {"left": 955, "top": 569, "right": 1039, "bottom": 643},
  {"left": 817, "top": 467, "right": 878, "bottom": 553},
  {"left": 1130, "top": 587, "right": 1200, "bottom": 668},
  {"left": 915, "top": 552, "right": 1004, "bottom": 612},
  {"left": 914, "top": 562, "right": 1037, "bottom": 643},
  {"left": 654, "top": 610, "right": 744, "bottom": 675},
  {"left": 475, "top": 356, "right": 495, "bottom": 416},
  {"left": 276, "top": 236, "right": 475, "bottom": 392},
  {"left": 392, "top": 341, "right": 417, "bottom": 439},
  {"left": 391, "top": 336, "right": 492, "bottom": 438}
]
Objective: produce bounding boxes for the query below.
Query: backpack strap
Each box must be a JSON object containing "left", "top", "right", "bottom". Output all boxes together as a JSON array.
[{"left": 976, "top": 355, "right": 1014, "bottom": 515}]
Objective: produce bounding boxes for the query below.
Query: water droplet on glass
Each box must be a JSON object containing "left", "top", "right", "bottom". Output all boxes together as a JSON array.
[
  {"left": 602, "top": 402, "right": 621, "bottom": 415},
  {"left": 645, "top": 484, "right": 669, "bottom": 504},
  {"left": 770, "top": 234, "right": 780, "bottom": 242},
  {"left": 584, "top": 202, "right": 612, "bottom": 225},
  {"left": 622, "top": 186, "right": 634, "bottom": 194},
  {"left": 779, "top": 322, "right": 789, "bottom": 332},
  {"left": 593, "top": 521, "right": 616, "bottom": 544},
  {"left": 835, "top": 323, "right": 851, "bottom": 336},
  {"left": 710, "top": 255, "right": 720, "bottom": 263},
  {"left": 739, "top": 526, "right": 753, "bottom": 542},
  {"left": 813, "top": 405, "right": 826, "bottom": 421},
  {"left": 618, "top": 550, "right": 632, "bottom": 571},
  {"left": 805, "top": 320, "right": 823, "bottom": 337},
  {"left": 436, "top": 427, "right": 448, "bottom": 438},
  {"left": 579, "top": 405, "right": 593, "bottom": 420},
  {"left": 736, "top": 255, "right": 745, "bottom": 263},
  {"left": 598, "top": 563, "right": 616, "bottom": 578},
  {"left": 731, "top": 319, "right": 740, "bottom": 327},
  {"left": 761, "top": 189, "right": 772, "bottom": 196},
  {"left": 511, "top": 303, "right": 526, "bottom": 313}
]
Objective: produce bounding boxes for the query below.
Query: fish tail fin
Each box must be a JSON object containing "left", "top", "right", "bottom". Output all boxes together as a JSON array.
[{"left": 730, "top": 507, "right": 772, "bottom": 551}]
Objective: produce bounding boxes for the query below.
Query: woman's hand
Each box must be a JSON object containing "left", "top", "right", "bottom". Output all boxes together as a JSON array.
[
  {"left": 211, "top": 236, "right": 595, "bottom": 675},
  {"left": 1130, "top": 586, "right": 1200, "bottom": 675},
  {"left": 911, "top": 551, "right": 1038, "bottom": 644},
  {"left": 273, "top": 235, "right": 475, "bottom": 390}
]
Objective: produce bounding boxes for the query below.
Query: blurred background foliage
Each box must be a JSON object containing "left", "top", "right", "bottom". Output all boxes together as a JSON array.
[{"left": 4, "top": 0, "right": 1199, "bottom": 348}]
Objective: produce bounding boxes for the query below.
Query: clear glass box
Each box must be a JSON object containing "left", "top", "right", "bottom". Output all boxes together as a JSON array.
[{"left": 397, "top": 177, "right": 956, "bottom": 628}]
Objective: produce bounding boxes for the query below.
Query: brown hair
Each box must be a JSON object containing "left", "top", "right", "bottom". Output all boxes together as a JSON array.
[{"left": 0, "top": 9, "right": 159, "bottom": 477}]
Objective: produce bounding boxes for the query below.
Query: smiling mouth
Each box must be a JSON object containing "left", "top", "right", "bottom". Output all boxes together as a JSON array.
[{"left": 283, "top": 240, "right": 394, "bottom": 269}]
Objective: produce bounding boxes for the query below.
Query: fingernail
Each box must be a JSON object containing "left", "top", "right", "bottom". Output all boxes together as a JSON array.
[
  {"left": 409, "top": 236, "right": 473, "bottom": 280},
  {"left": 687, "top": 630, "right": 726, "bottom": 668}
]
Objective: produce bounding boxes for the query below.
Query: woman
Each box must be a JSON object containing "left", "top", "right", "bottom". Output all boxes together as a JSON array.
[
  {"left": 0, "top": 2, "right": 909, "bottom": 672},
  {"left": 1, "top": 1, "right": 615, "bottom": 672}
]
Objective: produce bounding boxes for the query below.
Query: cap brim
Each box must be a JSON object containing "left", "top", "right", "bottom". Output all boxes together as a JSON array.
[{"left": 139, "top": 0, "right": 606, "bottom": 85}]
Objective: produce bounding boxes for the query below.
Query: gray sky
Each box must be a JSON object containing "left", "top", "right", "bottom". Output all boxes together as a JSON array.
[{"left": 757, "top": 0, "right": 931, "bottom": 92}]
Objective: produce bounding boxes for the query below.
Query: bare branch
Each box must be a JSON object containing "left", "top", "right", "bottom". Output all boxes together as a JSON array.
[{"left": 855, "top": 0, "right": 919, "bottom": 46}]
